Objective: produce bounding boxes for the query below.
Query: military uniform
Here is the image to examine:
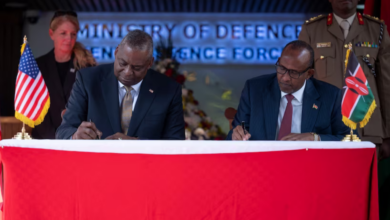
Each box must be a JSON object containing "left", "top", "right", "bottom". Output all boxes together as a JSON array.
[{"left": 299, "top": 13, "right": 390, "bottom": 144}]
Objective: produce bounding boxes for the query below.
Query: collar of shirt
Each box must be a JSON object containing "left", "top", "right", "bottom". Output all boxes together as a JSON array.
[
  {"left": 118, "top": 80, "right": 143, "bottom": 95},
  {"left": 333, "top": 13, "right": 356, "bottom": 26},
  {"left": 281, "top": 80, "right": 306, "bottom": 103}
]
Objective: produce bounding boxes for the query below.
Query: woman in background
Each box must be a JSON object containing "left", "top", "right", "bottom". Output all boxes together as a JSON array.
[{"left": 32, "top": 11, "right": 96, "bottom": 139}]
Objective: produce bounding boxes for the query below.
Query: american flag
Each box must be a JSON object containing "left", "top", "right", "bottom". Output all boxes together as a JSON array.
[{"left": 14, "top": 43, "right": 50, "bottom": 128}]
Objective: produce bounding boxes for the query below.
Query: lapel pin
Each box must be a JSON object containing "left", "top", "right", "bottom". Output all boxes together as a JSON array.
[
  {"left": 312, "top": 104, "right": 318, "bottom": 109},
  {"left": 149, "top": 89, "right": 154, "bottom": 93},
  {"left": 70, "top": 68, "right": 75, "bottom": 73}
]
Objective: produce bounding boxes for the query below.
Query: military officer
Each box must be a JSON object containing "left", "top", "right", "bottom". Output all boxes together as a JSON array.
[{"left": 299, "top": 0, "right": 390, "bottom": 159}]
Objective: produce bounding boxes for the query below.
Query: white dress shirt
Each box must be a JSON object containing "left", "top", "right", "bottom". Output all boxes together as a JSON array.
[
  {"left": 276, "top": 80, "right": 306, "bottom": 139},
  {"left": 118, "top": 80, "right": 143, "bottom": 110}
]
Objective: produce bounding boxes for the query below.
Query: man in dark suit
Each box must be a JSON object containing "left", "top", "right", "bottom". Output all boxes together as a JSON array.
[
  {"left": 227, "top": 40, "right": 351, "bottom": 141},
  {"left": 56, "top": 30, "right": 185, "bottom": 140}
]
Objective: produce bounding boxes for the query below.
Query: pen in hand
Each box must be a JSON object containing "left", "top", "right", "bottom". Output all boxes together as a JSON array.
[
  {"left": 89, "top": 119, "right": 100, "bottom": 140},
  {"left": 241, "top": 121, "right": 246, "bottom": 135}
]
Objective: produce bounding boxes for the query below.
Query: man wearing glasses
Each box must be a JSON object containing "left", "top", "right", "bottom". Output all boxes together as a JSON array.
[{"left": 227, "top": 40, "right": 351, "bottom": 141}]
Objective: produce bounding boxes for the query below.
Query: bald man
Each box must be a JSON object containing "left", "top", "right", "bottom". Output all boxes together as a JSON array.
[{"left": 57, "top": 30, "right": 185, "bottom": 140}]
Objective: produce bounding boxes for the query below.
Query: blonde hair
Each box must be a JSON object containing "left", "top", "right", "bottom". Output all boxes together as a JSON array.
[{"left": 50, "top": 15, "right": 97, "bottom": 69}]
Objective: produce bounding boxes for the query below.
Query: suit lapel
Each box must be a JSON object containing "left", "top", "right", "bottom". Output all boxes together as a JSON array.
[
  {"left": 101, "top": 66, "right": 121, "bottom": 133},
  {"left": 263, "top": 77, "right": 281, "bottom": 140},
  {"left": 327, "top": 17, "right": 344, "bottom": 42},
  {"left": 301, "top": 79, "right": 321, "bottom": 133},
  {"left": 127, "top": 70, "right": 157, "bottom": 136},
  {"left": 345, "top": 17, "right": 364, "bottom": 43}
]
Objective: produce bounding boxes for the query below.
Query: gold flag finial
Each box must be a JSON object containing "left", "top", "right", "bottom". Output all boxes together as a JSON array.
[
  {"left": 21, "top": 36, "right": 27, "bottom": 54},
  {"left": 344, "top": 43, "right": 353, "bottom": 77}
]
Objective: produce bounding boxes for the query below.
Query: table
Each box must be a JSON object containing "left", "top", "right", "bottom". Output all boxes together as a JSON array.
[{"left": 0, "top": 140, "right": 378, "bottom": 220}]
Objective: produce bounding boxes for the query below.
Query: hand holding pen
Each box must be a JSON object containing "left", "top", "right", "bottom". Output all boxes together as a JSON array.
[
  {"left": 232, "top": 121, "right": 251, "bottom": 141},
  {"left": 71, "top": 119, "right": 102, "bottom": 140},
  {"left": 90, "top": 119, "right": 101, "bottom": 140}
]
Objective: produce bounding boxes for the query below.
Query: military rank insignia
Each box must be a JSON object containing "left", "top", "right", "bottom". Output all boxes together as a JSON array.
[
  {"left": 355, "top": 42, "right": 378, "bottom": 48},
  {"left": 357, "top": 13, "right": 364, "bottom": 25},
  {"left": 327, "top": 13, "right": 333, "bottom": 26}
]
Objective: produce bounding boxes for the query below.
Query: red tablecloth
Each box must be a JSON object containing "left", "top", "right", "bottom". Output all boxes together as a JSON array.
[{"left": 0, "top": 140, "right": 378, "bottom": 220}]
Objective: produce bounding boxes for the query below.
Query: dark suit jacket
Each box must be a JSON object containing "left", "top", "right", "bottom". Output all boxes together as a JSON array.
[
  {"left": 32, "top": 49, "right": 76, "bottom": 139},
  {"left": 226, "top": 73, "right": 351, "bottom": 141},
  {"left": 56, "top": 63, "right": 185, "bottom": 140}
]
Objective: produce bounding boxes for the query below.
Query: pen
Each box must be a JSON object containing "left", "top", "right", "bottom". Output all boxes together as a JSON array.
[
  {"left": 241, "top": 121, "right": 246, "bottom": 135},
  {"left": 89, "top": 119, "right": 100, "bottom": 140}
]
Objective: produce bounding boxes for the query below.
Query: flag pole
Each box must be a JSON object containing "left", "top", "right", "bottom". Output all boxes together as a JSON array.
[
  {"left": 13, "top": 123, "right": 32, "bottom": 140},
  {"left": 342, "top": 128, "right": 361, "bottom": 142},
  {"left": 341, "top": 43, "right": 361, "bottom": 142},
  {"left": 13, "top": 36, "right": 32, "bottom": 140}
]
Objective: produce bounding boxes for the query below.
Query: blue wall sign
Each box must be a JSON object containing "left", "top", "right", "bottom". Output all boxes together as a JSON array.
[{"left": 78, "top": 13, "right": 304, "bottom": 64}]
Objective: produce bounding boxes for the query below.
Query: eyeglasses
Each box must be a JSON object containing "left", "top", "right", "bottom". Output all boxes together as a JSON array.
[
  {"left": 51, "top": 10, "right": 78, "bottom": 23},
  {"left": 275, "top": 61, "right": 312, "bottom": 79}
]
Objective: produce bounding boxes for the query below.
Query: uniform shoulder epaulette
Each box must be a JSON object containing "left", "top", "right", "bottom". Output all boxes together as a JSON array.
[
  {"left": 362, "top": 14, "right": 385, "bottom": 24},
  {"left": 305, "top": 14, "right": 326, "bottom": 24}
]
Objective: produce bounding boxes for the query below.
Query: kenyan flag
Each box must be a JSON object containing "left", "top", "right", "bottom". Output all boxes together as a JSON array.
[{"left": 341, "top": 48, "right": 376, "bottom": 130}]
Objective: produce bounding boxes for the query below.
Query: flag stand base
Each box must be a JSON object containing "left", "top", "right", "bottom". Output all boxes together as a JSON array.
[
  {"left": 13, "top": 123, "right": 32, "bottom": 140},
  {"left": 342, "top": 129, "right": 361, "bottom": 142}
]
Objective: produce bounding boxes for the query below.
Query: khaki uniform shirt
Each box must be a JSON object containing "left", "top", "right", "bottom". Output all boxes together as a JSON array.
[{"left": 299, "top": 13, "right": 390, "bottom": 143}]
